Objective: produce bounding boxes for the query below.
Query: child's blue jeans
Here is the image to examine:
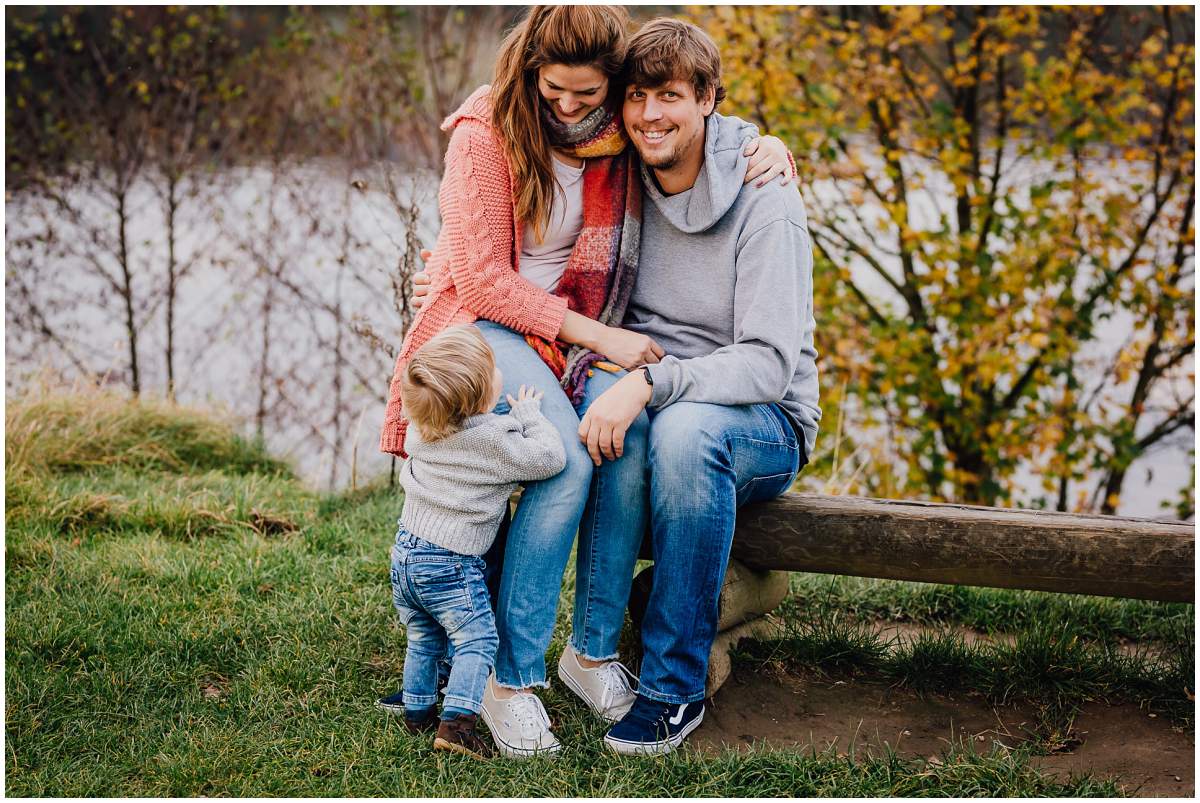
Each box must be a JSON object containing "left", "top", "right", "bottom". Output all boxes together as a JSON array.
[{"left": 390, "top": 528, "right": 498, "bottom": 714}]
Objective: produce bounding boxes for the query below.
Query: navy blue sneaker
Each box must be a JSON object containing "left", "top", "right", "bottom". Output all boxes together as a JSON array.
[
  {"left": 603, "top": 694, "right": 705, "bottom": 755},
  {"left": 376, "top": 689, "right": 407, "bottom": 717},
  {"left": 377, "top": 660, "right": 451, "bottom": 717}
]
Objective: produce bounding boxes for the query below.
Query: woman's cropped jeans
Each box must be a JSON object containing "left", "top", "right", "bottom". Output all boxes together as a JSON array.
[{"left": 477, "top": 321, "right": 648, "bottom": 690}]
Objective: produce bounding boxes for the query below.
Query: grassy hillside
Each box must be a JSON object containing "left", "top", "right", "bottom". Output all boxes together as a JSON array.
[{"left": 5, "top": 390, "right": 1189, "bottom": 795}]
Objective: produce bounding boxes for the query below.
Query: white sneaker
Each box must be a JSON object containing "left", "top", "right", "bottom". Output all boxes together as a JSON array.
[
  {"left": 479, "top": 677, "right": 562, "bottom": 758},
  {"left": 556, "top": 644, "right": 638, "bottom": 723}
]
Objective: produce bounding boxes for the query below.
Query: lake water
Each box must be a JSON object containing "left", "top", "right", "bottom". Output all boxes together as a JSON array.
[{"left": 5, "top": 162, "right": 1192, "bottom": 519}]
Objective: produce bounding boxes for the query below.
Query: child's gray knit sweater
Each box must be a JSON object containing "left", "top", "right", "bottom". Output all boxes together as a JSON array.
[{"left": 399, "top": 398, "right": 566, "bottom": 555}]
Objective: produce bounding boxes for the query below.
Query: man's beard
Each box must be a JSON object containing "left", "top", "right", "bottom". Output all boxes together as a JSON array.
[
  {"left": 636, "top": 127, "right": 699, "bottom": 172},
  {"left": 641, "top": 146, "right": 683, "bottom": 171}
]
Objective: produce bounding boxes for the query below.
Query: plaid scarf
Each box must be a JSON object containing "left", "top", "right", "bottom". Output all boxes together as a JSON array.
[{"left": 524, "top": 101, "right": 642, "bottom": 406}]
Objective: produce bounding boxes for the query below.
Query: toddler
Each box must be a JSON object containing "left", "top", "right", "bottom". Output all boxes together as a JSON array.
[{"left": 388, "top": 324, "right": 565, "bottom": 759}]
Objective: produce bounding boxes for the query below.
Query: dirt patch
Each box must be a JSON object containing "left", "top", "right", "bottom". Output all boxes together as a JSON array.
[
  {"left": 695, "top": 670, "right": 1193, "bottom": 797},
  {"left": 1030, "top": 702, "right": 1193, "bottom": 796}
]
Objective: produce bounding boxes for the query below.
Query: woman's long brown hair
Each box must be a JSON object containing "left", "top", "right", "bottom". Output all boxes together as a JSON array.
[{"left": 491, "top": 6, "right": 629, "bottom": 240}]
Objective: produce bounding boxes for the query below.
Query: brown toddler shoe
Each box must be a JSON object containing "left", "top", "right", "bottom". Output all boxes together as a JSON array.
[
  {"left": 433, "top": 713, "right": 494, "bottom": 759},
  {"left": 403, "top": 709, "right": 439, "bottom": 736}
]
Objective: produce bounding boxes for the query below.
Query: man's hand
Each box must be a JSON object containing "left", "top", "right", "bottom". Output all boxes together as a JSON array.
[
  {"left": 578, "top": 371, "right": 653, "bottom": 466},
  {"left": 410, "top": 249, "right": 432, "bottom": 310}
]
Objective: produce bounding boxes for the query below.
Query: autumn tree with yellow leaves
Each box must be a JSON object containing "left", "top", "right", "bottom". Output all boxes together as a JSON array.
[{"left": 702, "top": 6, "right": 1194, "bottom": 513}]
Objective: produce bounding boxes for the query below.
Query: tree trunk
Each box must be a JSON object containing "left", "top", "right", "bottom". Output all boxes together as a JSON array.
[
  {"left": 1100, "top": 468, "right": 1127, "bottom": 516},
  {"left": 953, "top": 445, "right": 996, "bottom": 506},
  {"left": 116, "top": 188, "right": 140, "bottom": 397},
  {"left": 329, "top": 265, "right": 345, "bottom": 491},
  {"left": 1056, "top": 474, "right": 1070, "bottom": 513},
  {"left": 255, "top": 278, "right": 273, "bottom": 442},
  {"left": 164, "top": 170, "right": 179, "bottom": 402}
]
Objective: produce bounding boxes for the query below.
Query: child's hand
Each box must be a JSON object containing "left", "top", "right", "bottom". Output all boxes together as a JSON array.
[{"left": 506, "top": 385, "right": 543, "bottom": 406}]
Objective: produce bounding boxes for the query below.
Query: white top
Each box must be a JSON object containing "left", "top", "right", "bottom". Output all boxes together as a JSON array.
[{"left": 519, "top": 154, "right": 584, "bottom": 293}]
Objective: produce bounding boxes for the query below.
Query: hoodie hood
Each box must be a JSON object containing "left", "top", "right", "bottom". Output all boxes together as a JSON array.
[
  {"left": 441, "top": 85, "right": 494, "bottom": 132},
  {"left": 640, "top": 111, "right": 757, "bottom": 234}
]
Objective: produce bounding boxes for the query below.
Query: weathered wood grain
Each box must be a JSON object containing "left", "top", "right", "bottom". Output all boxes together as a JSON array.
[
  {"left": 716, "top": 561, "right": 791, "bottom": 632},
  {"left": 732, "top": 493, "right": 1194, "bottom": 603},
  {"left": 705, "top": 616, "right": 784, "bottom": 698},
  {"left": 628, "top": 559, "right": 791, "bottom": 635}
]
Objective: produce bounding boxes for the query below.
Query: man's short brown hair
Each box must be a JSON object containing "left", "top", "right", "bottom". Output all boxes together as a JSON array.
[{"left": 623, "top": 18, "right": 726, "bottom": 108}]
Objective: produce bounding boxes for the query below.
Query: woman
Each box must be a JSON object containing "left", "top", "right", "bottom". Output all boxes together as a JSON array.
[{"left": 380, "top": 6, "right": 793, "bottom": 758}]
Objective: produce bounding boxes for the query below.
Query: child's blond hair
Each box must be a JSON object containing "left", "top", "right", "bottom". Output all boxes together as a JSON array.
[{"left": 402, "top": 325, "right": 497, "bottom": 441}]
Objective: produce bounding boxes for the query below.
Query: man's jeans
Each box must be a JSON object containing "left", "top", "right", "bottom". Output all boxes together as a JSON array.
[
  {"left": 390, "top": 528, "right": 498, "bottom": 714},
  {"left": 476, "top": 321, "right": 647, "bottom": 689},
  {"left": 637, "top": 401, "right": 804, "bottom": 705}
]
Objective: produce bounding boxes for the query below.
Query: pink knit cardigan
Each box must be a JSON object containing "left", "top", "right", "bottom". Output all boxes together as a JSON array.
[{"left": 379, "top": 86, "right": 569, "bottom": 457}]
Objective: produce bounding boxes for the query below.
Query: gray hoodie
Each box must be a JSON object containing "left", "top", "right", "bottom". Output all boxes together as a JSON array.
[{"left": 628, "top": 112, "right": 821, "bottom": 458}]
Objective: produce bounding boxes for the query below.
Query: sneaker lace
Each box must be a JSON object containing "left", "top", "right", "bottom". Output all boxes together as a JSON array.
[
  {"left": 508, "top": 692, "right": 551, "bottom": 740},
  {"left": 623, "top": 696, "right": 672, "bottom": 733},
  {"left": 596, "top": 660, "right": 637, "bottom": 707}
]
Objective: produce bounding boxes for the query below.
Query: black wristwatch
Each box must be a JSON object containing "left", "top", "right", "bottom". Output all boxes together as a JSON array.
[{"left": 641, "top": 367, "right": 654, "bottom": 387}]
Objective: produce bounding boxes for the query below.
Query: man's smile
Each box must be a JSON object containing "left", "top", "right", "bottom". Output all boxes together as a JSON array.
[{"left": 635, "top": 127, "right": 675, "bottom": 146}]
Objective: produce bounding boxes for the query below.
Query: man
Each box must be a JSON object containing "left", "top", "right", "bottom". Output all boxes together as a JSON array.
[{"left": 576, "top": 18, "right": 820, "bottom": 755}]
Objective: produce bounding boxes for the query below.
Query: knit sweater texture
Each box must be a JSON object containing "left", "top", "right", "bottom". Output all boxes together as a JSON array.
[
  {"left": 379, "top": 86, "right": 569, "bottom": 458},
  {"left": 399, "top": 399, "right": 566, "bottom": 556}
]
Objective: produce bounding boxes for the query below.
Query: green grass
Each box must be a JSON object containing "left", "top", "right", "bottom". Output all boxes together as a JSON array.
[
  {"left": 5, "top": 389, "right": 1186, "bottom": 796},
  {"left": 785, "top": 572, "right": 1192, "bottom": 644},
  {"left": 6, "top": 387, "right": 285, "bottom": 478}
]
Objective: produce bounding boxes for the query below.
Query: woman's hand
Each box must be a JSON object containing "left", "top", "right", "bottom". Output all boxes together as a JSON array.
[
  {"left": 410, "top": 249, "right": 432, "bottom": 310},
  {"left": 559, "top": 312, "right": 664, "bottom": 368},
  {"left": 743, "top": 135, "right": 796, "bottom": 188},
  {"left": 591, "top": 325, "right": 665, "bottom": 370}
]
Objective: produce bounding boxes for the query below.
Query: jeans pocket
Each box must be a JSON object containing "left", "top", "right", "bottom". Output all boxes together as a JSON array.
[
  {"left": 413, "top": 562, "right": 473, "bottom": 632},
  {"left": 390, "top": 569, "right": 404, "bottom": 612},
  {"left": 737, "top": 470, "right": 795, "bottom": 506}
]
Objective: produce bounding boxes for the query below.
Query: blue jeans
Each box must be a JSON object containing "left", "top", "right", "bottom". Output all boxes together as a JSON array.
[
  {"left": 476, "top": 321, "right": 647, "bottom": 688},
  {"left": 636, "top": 401, "right": 803, "bottom": 704},
  {"left": 390, "top": 528, "right": 498, "bottom": 714}
]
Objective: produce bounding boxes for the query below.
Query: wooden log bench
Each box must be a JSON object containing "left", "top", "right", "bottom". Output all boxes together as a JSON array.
[{"left": 628, "top": 492, "right": 1194, "bottom": 696}]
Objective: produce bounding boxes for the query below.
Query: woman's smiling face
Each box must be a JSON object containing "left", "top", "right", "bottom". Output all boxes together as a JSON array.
[{"left": 537, "top": 63, "right": 609, "bottom": 124}]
